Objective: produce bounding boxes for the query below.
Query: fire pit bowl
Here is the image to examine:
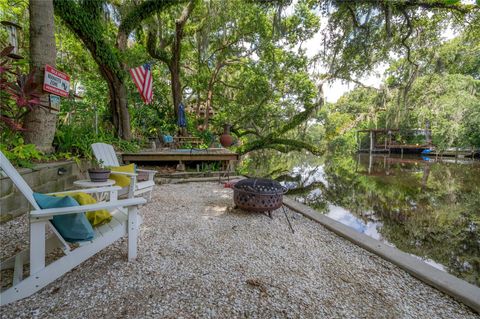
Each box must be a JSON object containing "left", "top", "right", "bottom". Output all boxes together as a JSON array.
[{"left": 233, "top": 178, "right": 287, "bottom": 212}]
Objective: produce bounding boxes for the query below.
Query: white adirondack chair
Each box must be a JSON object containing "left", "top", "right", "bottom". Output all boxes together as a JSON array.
[
  {"left": 0, "top": 151, "right": 146, "bottom": 306},
  {"left": 91, "top": 143, "right": 156, "bottom": 201}
]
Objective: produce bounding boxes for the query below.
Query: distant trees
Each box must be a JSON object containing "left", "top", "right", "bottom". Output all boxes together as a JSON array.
[
  {"left": 3, "top": 0, "right": 477, "bottom": 157},
  {"left": 315, "top": 0, "right": 478, "bottom": 84},
  {"left": 317, "top": 33, "right": 480, "bottom": 151},
  {"left": 145, "top": 0, "right": 322, "bottom": 153}
]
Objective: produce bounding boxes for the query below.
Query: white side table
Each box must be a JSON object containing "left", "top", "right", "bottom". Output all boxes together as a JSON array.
[{"left": 73, "top": 179, "right": 116, "bottom": 201}]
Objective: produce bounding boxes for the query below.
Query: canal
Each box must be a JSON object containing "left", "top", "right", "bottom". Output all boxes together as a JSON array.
[{"left": 246, "top": 152, "right": 480, "bottom": 286}]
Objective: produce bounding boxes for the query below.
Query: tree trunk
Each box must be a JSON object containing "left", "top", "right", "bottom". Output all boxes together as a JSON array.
[
  {"left": 203, "top": 75, "right": 216, "bottom": 130},
  {"left": 203, "top": 62, "right": 224, "bottom": 129},
  {"left": 111, "top": 79, "right": 132, "bottom": 140},
  {"left": 171, "top": 1, "right": 194, "bottom": 120},
  {"left": 425, "top": 119, "right": 432, "bottom": 145},
  {"left": 100, "top": 66, "right": 132, "bottom": 140},
  {"left": 145, "top": 1, "right": 194, "bottom": 127},
  {"left": 23, "top": 0, "right": 57, "bottom": 153},
  {"left": 170, "top": 62, "right": 182, "bottom": 119}
]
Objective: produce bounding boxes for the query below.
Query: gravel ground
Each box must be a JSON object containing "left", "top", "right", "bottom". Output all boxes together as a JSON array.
[{"left": 1, "top": 182, "right": 478, "bottom": 319}]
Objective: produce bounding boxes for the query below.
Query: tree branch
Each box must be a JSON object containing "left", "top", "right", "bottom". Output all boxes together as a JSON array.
[
  {"left": 336, "top": 0, "right": 474, "bottom": 14},
  {"left": 146, "top": 29, "right": 172, "bottom": 65},
  {"left": 346, "top": 5, "right": 365, "bottom": 30},
  {"left": 176, "top": 0, "right": 195, "bottom": 27},
  {"left": 117, "top": 0, "right": 184, "bottom": 50},
  {"left": 400, "top": 8, "right": 419, "bottom": 67},
  {"left": 238, "top": 137, "right": 321, "bottom": 155}
]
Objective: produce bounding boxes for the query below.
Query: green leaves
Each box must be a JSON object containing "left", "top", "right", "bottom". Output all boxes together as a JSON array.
[
  {"left": 0, "top": 137, "right": 43, "bottom": 168},
  {"left": 317, "top": 0, "right": 474, "bottom": 82},
  {"left": 443, "top": 0, "right": 461, "bottom": 4}
]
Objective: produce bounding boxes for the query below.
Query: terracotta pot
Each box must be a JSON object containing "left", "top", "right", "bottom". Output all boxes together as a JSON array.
[
  {"left": 88, "top": 168, "right": 111, "bottom": 182},
  {"left": 220, "top": 124, "right": 233, "bottom": 147}
]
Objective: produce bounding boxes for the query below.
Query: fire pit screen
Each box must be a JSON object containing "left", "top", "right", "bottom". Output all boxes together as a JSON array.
[{"left": 233, "top": 178, "right": 287, "bottom": 212}]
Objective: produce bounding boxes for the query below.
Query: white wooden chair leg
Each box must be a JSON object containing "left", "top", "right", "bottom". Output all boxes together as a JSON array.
[
  {"left": 128, "top": 175, "right": 136, "bottom": 199},
  {"left": 30, "top": 221, "right": 46, "bottom": 274},
  {"left": 13, "top": 255, "right": 24, "bottom": 286},
  {"left": 127, "top": 206, "right": 138, "bottom": 261},
  {"left": 109, "top": 189, "right": 118, "bottom": 201}
]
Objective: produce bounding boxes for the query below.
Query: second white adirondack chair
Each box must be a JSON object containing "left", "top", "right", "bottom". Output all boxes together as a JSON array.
[
  {"left": 91, "top": 143, "right": 156, "bottom": 201},
  {"left": 0, "top": 151, "right": 146, "bottom": 306}
]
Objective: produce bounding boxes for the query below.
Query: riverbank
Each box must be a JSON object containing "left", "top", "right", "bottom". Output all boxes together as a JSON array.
[{"left": 0, "top": 182, "right": 477, "bottom": 318}]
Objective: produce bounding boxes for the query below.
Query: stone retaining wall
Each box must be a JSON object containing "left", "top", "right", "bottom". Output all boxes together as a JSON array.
[{"left": 0, "top": 161, "right": 84, "bottom": 223}]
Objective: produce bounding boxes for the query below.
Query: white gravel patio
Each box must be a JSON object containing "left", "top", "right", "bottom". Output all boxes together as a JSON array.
[{"left": 0, "top": 182, "right": 478, "bottom": 318}]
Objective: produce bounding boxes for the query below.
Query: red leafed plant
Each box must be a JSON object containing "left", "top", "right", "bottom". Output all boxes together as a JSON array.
[{"left": 0, "top": 45, "right": 52, "bottom": 131}]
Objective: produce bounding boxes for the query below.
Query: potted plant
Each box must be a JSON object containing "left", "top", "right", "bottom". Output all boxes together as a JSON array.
[{"left": 87, "top": 159, "right": 111, "bottom": 182}]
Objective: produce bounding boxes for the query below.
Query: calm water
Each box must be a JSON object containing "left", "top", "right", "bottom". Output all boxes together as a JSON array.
[{"left": 248, "top": 152, "right": 480, "bottom": 286}]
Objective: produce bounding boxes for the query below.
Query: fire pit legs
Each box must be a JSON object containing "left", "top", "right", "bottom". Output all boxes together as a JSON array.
[
  {"left": 282, "top": 205, "right": 295, "bottom": 234},
  {"left": 264, "top": 207, "right": 294, "bottom": 234}
]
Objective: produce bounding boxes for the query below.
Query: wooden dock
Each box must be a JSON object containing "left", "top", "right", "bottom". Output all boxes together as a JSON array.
[
  {"left": 356, "top": 128, "right": 433, "bottom": 154},
  {"left": 427, "top": 148, "right": 479, "bottom": 158},
  {"left": 122, "top": 148, "right": 239, "bottom": 163}
]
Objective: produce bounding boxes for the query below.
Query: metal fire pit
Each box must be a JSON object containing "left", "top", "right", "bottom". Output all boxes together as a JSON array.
[{"left": 233, "top": 178, "right": 287, "bottom": 212}]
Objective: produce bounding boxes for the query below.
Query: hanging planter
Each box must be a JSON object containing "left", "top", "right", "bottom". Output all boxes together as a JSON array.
[{"left": 219, "top": 124, "right": 234, "bottom": 147}]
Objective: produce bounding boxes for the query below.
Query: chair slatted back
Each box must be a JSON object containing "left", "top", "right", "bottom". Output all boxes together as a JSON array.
[
  {"left": 91, "top": 143, "right": 120, "bottom": 167},
  {"left": 0, "top": 151, "right": 40, "bottom": 210}
]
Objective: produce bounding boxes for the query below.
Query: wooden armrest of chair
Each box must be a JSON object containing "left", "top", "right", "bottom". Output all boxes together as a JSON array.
[
  {"left": 47, "top": 186, "right": 122, "bottom": 195},
  {"left": 136, "top": 169, "right": 157, "bottom": 174},
  {"left": 30, "top": 198, "right": 146, "bottom": 219},
  {"left": 110, "top": 171, "right": 138, "bottom": 177},
  {"left": 136, "top": 169, "right": 156, "bottom": 181}
]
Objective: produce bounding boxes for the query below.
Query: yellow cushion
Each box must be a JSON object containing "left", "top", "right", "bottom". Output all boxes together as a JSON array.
[
  {"left": 109, "top": 164, "right": 136, "bottom": 188},
  {"left": 54, "top": 192, "right": 112, "bottom": 227}
]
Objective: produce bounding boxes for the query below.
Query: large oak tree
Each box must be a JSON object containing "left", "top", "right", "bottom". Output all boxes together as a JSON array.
[{"left": 53, "top": 0, "right": 185, "bottom": 140}]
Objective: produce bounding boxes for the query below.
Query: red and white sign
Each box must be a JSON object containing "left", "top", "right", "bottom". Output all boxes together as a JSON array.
[{"left": 43, "top": 64, "right": 70, "bottom": 97}]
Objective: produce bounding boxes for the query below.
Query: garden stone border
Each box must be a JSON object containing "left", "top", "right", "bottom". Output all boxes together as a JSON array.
[{"left": 0, "top": 160, "right": 85, "bottom": 223}]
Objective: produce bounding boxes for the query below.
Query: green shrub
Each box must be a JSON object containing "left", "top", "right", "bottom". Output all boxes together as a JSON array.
[
  {"left": 54, "top": 124, "right": 142, "bottom": 158},
  {"left": 0, "top": 137, "right": 43, "bottom": 168}
]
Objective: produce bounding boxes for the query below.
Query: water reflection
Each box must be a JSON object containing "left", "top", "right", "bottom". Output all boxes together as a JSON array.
[{"left": 249, "top": 151, "right": 480, "bottom": 286}]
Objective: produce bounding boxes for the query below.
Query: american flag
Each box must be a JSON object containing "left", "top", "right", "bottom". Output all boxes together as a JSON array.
[{"left": 129, "top": 63, "right": 153, "bottom": 104}]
